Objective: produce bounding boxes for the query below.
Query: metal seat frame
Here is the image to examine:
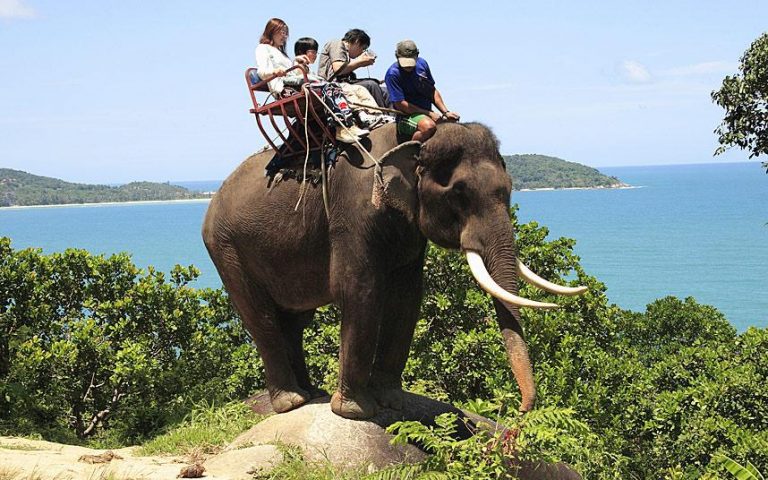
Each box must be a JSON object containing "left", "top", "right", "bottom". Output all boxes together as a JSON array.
[{"left": 245, "top": 66, "right": 336, "bottom": 158}]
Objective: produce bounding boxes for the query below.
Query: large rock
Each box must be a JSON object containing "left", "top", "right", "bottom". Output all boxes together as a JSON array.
[
  {"left": 227, "top": 395, "right": 433, "bottom": 469},
  {"left": 220, "top": 392, "right": 581, "bottom": 479}
]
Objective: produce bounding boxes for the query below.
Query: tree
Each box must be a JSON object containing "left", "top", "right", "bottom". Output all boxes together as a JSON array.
[
  {"left": 0, "top": 238, "right": 263, "bottom": 444},
  {"left": 712, "top": 32, "right": 768, "bottom": 171}
]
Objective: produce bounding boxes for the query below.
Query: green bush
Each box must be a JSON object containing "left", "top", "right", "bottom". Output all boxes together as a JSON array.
[
  {"left": 2, "top": 203, "right": 766, "bottom": 479},
  {"left": 0, "top": 237, "right": 263, "bottom": 444},
  {"left": 308, "top": 208, "right": 766, "bottom": 478}
]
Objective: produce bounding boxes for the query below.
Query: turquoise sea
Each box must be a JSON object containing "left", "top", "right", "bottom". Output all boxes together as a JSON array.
[{"left": 1, "top": 162, "right": 766, "bottom": 331}]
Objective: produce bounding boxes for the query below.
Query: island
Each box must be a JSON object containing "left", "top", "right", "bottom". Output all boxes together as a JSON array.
[
  {"left": 504, "top": 154, "right": 626, "bottom": 191},
  {"left": 1, "top": 156, "right": 626, "bottom": 207},
  {"left": 0, "top": 168, "right": 211, "bottom": 207}
]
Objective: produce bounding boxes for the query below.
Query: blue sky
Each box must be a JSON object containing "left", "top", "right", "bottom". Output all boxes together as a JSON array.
[{"left": 1, "top": 0, "right": 766, "bottom": 183}]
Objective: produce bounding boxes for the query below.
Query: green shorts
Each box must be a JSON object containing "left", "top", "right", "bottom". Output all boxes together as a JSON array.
[{"left": 396, "top": 114, "right": 427, "bottom": 137}]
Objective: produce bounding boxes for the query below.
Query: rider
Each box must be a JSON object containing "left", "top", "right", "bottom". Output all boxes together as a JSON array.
[
  {"left": 254, "top": 18, "right": 311, "bottom": 97},
  {"left": 302, "top": 36, "right": 390, "bottom": 130},
  {"left": 318, "top": 29, "right": 390, "bottom": 108},
  {"left": 384, "top": 39, "right": 460, "bottom": 142}
]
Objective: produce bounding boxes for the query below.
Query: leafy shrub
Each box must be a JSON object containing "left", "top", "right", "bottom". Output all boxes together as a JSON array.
[
  {"left": 2, "top": 202, "right": 766, "bottom": 479},
  {"left": 0, "top": 237, "right": 262, "bottom": 444}
]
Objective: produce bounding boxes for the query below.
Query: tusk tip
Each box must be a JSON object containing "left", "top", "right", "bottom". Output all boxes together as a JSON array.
[
  {"left": 540, "top": 303, "right": 560, "bottom": 310},
  {"left": 564, "top": 286, "right": 589, "bottom": 296}
]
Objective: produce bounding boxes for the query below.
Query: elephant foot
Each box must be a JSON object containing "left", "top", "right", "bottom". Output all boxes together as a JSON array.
[
  {"left": 372, "top": 386, "right": 405, "bottom": 410},
  {"left": 330, "top": 390, "right": 378, "bottom": 419},
  {"left": 270, "top": 387, "right": 311, "bottom": 414},
  {"left": 370, "top": 373, "right": 404, "bottom": 410}
]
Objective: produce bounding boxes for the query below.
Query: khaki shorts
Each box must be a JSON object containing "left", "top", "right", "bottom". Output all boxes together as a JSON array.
[{"left": 396, "top": 114, "right": 427, "bottom": 137}]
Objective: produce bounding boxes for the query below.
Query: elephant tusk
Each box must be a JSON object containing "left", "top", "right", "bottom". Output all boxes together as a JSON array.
[
  {"left": 516, "top": 260, "right": 588, "bottom": 296},
  {"left": 465, "top": 251, "right": 559, "bottom": 310}
]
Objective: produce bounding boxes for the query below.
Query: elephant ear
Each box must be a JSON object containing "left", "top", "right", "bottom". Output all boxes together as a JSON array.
[{"left": 372, "top": 141, "right": 421, "bottom": 221}]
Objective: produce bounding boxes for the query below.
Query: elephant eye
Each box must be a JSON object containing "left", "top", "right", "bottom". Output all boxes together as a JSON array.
[
  {"left": 451, "top": 181, "right": 467, "bottom": 194},
  {"left": 448, "top": 181, "right": 470, "bottom": 209}
]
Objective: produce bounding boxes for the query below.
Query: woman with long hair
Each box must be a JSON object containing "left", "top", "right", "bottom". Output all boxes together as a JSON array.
[{"left": 255, "top": 18, "right": 309, "bottom": 95}]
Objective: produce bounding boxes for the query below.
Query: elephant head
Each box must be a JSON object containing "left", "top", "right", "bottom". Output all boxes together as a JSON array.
[{"left": 377, "top": 122, "right": 586, "bottom": 412}]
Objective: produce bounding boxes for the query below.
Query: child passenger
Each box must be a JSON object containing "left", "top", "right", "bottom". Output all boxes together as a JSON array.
[{"left": 296, "top": 36, "right": 391, "bottom": 130}]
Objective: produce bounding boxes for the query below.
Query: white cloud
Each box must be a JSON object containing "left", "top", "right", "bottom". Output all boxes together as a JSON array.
[
  {"left": 662, "top": 61, "right": 737, "bottom": 77},
  {"left": 0, "top": 0, "right": 36, "bottom": 19},
  {"left": 620, "top": 60, "right": 652, "bottom": 83}
]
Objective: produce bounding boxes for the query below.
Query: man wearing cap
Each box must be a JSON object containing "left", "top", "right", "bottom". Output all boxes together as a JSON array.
[{"left": 384, "top": 40, "right": 460, "bottom": 142}]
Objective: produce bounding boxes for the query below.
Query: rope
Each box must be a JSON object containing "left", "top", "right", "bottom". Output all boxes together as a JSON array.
[
  {"left": 294, "top": 84, "right": 313, "bottom": 212},
  {"left": 304, "top": 85, "right": 332, "bottom": 219},
  {"left": 347, "top": 101, "right": 402, "bottom": 116},
  {"left": 320, "top": 148, "right": 330, "bottom": 218},
  {"left": 306, "top": 86, "right": 386, "bottom": 203}
]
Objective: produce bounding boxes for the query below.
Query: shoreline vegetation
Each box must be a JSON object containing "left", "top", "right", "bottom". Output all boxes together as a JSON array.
[
  {"left": 1, "top": 154, "right": 625, "bottom": 208},
  {"left": 1, "top": 184, "right": 641, "bottom": 210},
  {"left": 0, "top": 168, "right": 212, "bottom": 208},
  {"left": 1, "top": 233, "right": 765, "bottom": 479},
  {"left": 504, "top": 153, "right": 625, "bottom": 190}
]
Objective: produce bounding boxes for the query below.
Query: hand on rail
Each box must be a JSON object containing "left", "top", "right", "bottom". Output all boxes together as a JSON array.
[{"left": 443, "top": 111, "right": 460, "bottom": 122}]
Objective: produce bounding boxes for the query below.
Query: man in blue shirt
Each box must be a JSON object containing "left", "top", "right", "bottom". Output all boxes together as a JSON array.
[{"left": 384, "top": 40, "right": 460, "bottom": 142}]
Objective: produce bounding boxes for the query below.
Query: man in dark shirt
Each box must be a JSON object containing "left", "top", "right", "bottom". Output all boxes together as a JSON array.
[
  {"left": 384, "top": 40, "right": 460, "bottom": 142},
  {"left": 318, "top": 29, "right": 389, "bottom": 107}
]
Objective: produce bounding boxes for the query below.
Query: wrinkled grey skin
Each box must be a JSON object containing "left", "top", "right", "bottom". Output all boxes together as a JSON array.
[{"left": 202, "top": 122, "right": 535, "bottom": 419}]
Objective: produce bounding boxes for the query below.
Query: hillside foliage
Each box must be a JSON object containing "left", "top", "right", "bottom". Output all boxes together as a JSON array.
[
  {"left": 1, "top": 154, "right": 624, "bottom": 208},
  {"left": 503, "top": 154, "right": 624, "bottom": 190},
  {"left": 0, "top": 168, "right": 208, "bottom": 207},
  {"left": 0, "top": 210, "right": 765, "bottom": 478}
]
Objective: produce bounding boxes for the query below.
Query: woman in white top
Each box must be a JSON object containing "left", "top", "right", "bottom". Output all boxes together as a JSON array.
[{"left": 255, "top": 18, "right": 312, "bottom": 96}]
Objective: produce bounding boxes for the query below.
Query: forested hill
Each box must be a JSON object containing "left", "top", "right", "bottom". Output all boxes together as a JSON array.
[
  {"left": 0, "top": 168, "right": 209, "bottom": 207},
  {"left": 505, "top": 154, "right": 625, "bottom": 190}
]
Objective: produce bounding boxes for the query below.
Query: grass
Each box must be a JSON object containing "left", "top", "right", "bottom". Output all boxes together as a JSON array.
[
  {"left": 251, "top": 444, "right": 370, "bottom": 480},
  {"left": 135, "top": 400, "right": 264, "bottom": 457},
  {"left": 250, "top": 443, "right": 430, "bottom": 480}
]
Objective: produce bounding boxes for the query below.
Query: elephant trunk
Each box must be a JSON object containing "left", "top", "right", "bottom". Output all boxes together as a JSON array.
[{"left": 462, "top": 216, "right": 537, "bottom": 412}]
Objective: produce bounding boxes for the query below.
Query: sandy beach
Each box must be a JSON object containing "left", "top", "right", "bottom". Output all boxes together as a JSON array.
[{"left": 0, "top": 197, "right": 213, "bottom": 210}]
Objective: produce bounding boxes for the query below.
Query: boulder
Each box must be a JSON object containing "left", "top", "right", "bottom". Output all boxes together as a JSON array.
[
  {"left": 220, "top": 392, "right": 581, "bottom": 479},
  {"left": 228, "top": 396, "right": 430, "bottom": 469}
]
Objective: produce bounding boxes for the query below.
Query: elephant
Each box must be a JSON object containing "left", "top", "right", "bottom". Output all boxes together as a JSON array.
[{"left": 202, "top": 121, "right": 586, "bottom": 419}]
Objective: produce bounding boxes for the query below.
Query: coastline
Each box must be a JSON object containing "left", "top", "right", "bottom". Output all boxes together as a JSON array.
[
  {"left": 1, "top": 184, "right": 640, "bottom": 210},
  {"left": 517, "top": 183, "right": 637, "bottom": 192},
  {"left": 0, "top": 197, "right": 213, "bottom": 210}
]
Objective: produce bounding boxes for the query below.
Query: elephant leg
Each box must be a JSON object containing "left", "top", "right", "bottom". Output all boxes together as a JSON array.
[
  {"left": 277, "top": 309, "right": 327, "bottom": 399},
  {"left": 330, "top": 269, "right": 383, "bottom": 419},
  {"left": 370, "top": 258, "right": 425, "bottom": 410},
  {"left": 210, "top": 248, "right": 310, "bottom": 413}
]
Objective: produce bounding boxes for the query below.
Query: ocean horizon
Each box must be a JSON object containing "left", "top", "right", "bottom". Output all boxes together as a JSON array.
[{"left": 2, "top": 161, "right": 766, "bottom": 331}]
